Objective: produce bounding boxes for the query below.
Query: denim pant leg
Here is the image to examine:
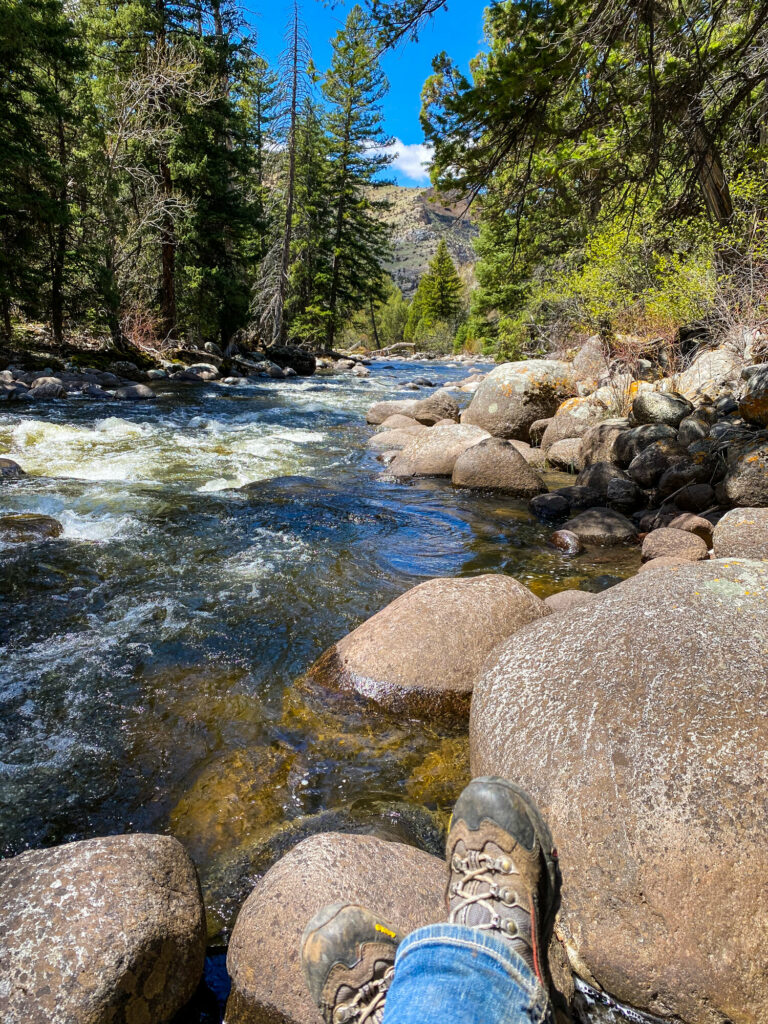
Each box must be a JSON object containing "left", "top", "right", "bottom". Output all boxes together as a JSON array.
[{"left": 381, "top": 924, "right": 553, "bottom": 1024}]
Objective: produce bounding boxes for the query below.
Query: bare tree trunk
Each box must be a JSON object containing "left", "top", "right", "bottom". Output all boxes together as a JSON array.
[
  {"left": 51, "top": 106, "right": 68, "bottom": 346},
  {"left": 273, "top": 2, "right": 300, "bottom": 347},
  {"left": 369, "top": 296, "right": 380, "bottom": 348},
  {"left": 1, "top": 297, "right": 11, "bottom": 339},
  {"left": 684, "top": 98, "right": 733, "bottom": 226}
]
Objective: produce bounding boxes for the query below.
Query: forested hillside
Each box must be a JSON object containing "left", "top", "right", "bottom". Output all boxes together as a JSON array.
[{"left": 0, "top": 0, "right": 392, "bottom": 356}]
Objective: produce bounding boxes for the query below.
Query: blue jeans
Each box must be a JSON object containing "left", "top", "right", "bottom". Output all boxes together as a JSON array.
[{"left": 381, "top": 924, "right": 553, "bottom": 1024}]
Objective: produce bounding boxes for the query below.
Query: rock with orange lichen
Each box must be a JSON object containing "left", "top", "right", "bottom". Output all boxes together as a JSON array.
[
  {"left": 461, "top": 359, "right": 577, "bottom": 441},
  {"left": 739, "top": 365, "right": 768, "bottom": 427},
  {"left": 713, "top": 507, "right": 768, "bottom": 559}
]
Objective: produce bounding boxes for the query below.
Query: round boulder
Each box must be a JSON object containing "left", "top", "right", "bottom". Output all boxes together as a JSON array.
[
  {"left": 712, "top": 507, "right": 768, "bottom": 560},
  {"left": 561, "top": 507, "right": 636, "bottom": 546},
  {"left": 529, "top": 493, "right": 570, "bottom": 521},
  {"left": 0, "top": 834, "right": 206, "bottom": 1024},
  {"left": 305, "top": 575, "right": 548, "bottom": 724},
  {"left": 667, "top": 513, "right": 714, "bottom": 548},
  {"left": 549, "top": 530, "right": 584, "bottom": 555},
  {"left": 471, "top": 558, "right": 768, "bottom": 1024},
  {"left": 632, "top": 390, "right": 693, "bottom": 427},
  {"left": 614, "top": 424, "right": 678, "bottom": 467},
  {"left": 452, "top": 438, "right": 546, "bottom": 498},
  {"left": 546, "top": 438, "right": 583, "bottom": 473},
  {"left": 641, "top": 526, "right": 708, "bottom": 562},
  {"left": 462, "top": 360, "right": 576, "bottom": 441},
  {"left": 579, "top": 419, "right": 629, "bottom": 467},
  {"left": 114, "top": 383, "right": 154, "bottom": 400},
  {"left": 379, "top": 414, "right": 421, "bottom": 431},
  {"left": 412, "top": 391, "right": 460, "bottom": 425},
  {"left": 226, "top": 833, "right": 444, "bottom": 1024},
  {"left": 388, "top": 424, "right": 489, "bottom": 479},
  {"left": 576, "top": 462, "right": 630, "bottom": 496}
]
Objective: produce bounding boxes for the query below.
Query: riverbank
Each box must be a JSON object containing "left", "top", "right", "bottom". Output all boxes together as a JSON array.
[{"left": 1, "top": 344, "right": 767, "bottom": 1024}]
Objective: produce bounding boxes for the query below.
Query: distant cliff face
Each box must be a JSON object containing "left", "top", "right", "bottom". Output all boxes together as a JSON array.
[{"left": 376, "top": 185, "right": 479, "bottom": 298}]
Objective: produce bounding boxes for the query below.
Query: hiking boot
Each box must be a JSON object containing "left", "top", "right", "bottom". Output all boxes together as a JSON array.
[
  {"left": 301, "top": 902, "right": 402, "bottom": 1024},
  {"left": 446, "top": 776, "right": 561, "bottom": 986}
]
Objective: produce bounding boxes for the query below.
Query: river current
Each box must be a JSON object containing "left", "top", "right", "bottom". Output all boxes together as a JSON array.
[{"left": 0, "top": 359, "right": 639, "bottom": 968}]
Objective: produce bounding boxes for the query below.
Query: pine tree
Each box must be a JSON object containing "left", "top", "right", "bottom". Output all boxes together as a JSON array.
[
  {"left": 322, "top": 5, "right": 392, "bottom": 351},
  {"left": 422, "top": 239, "right": 462, "bottom": 321}
]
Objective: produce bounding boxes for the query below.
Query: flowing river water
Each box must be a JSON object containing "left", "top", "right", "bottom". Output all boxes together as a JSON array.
[{"left": 0, "top": 359, "right": 641, "bottom": 1016}]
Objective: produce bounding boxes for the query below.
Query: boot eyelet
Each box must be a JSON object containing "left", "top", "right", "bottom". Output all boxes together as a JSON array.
[
  {"left": 504, "top": 920, "right": 519, "bottom": 936},
  {"left": 497, "top": 857, "right": 513, "bottom": 873}
]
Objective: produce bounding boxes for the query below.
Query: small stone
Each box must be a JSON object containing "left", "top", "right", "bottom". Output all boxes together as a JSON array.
[
  {"left": 632, "top": 391, "right": 693, "bottom": 427},
  {"left": 412, "top": 391, "right": 460, "bottom": 425},
  {"left": 667, "top": 513, "right": 714, "bottom": 547},
  {"left": 529, "top": 418, "right": 552, "bottom": 446},
  {"left": 0, "top": 458, "right": 25, "bottom": 481},
  {"left": 114, "top": 383, "right": 154, "bottom": 400},
  {"left": 546, "top": 437, "right": 584, "bottom": 473},
  {"left": 641, "top": 527, "right": 709, "bottom": 562},
  {"left": 550, "top": 529, "right": 584, "bottom": 554}
]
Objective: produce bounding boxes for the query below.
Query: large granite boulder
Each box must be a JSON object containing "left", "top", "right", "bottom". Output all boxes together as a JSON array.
[
  {"left": 0, "top": 834, "right": 206, "bottom": 1024},
  {"left": 676, "top": 346, "right": 743, "bottom": 401},
  {"left": 712, "top": 507, "right": 768, "bottom": 559},
  {"left": 367, "top": 427, "right": 427, "bottom": 451},
  {"left": 305, "top": 575, "right": 548, "bottom": 725},
  {"left": 388, "top": 424, "right": 489, "bottom": 479},
  {"left": 461, "top": 360, "right": 576, "bottom": 441},
  {"left": 226, "top": 833, "right": 445, "bottom": 1024},
  {"left": 412, "top": 391, "right": 460, "bottom": 425},
  {"left": 546, "top": 438, "right": 584, "bottom": 473},
  {"left": 471, "top": 558, "right": 768, "bottom": 1024},
  {"left": 451, "top": 438, "right": 546, "bottom": 498}
]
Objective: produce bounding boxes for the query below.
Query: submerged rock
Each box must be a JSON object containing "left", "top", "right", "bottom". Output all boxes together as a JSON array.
[
  {"left": 305, "top": 575, "right": 548, "bottom": 725},
  {"left": 0, "top": 834, "right": 206, "bottom": 1024},
  {"left": 0, "top": 513, "right": 63, "bottom": 543},
  {"left": 561, "top": 507, "right": 637, "bottom": 546},
  {"left": 114, "top": 383, "right": 154, "bottom": 400},
  {"left": 0, "top": 458, "right": 25, "bottom": 481},
  {"left": 471, "top": 558, "right": 768, "bottom": 1024},
  {"left": 226, "top": 833, "right": 445, "bottom": 1024}
]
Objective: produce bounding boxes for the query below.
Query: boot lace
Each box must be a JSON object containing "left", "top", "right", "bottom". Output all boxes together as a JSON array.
[
  {"left": 333, "top": 966, "right": 395, "bottom": 1024},
  {"left": 448, "top": 850, "right": 531, "bottom": 946}
]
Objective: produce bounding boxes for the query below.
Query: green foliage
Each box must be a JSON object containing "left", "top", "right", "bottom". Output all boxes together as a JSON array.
[{"left": 404, "top": 239, "right": 465, "bottom": 350}]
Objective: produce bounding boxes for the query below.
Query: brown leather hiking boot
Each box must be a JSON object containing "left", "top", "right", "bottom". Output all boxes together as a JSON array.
[
  {"left": 446, "top": 776, "right": 561, "bottom": 987},
  {"left": 301, "top": 903, "right": 402, "bottom": 1024}
]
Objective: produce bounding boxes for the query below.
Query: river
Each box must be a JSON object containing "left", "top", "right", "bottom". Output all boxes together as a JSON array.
[{"left": 0, "top": 358, "right": 640, "bottom": 1015}]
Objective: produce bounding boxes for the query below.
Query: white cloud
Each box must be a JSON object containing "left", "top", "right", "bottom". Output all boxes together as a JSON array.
[{"left": 377, "top": 139, "right": 434, "bottom": 183}]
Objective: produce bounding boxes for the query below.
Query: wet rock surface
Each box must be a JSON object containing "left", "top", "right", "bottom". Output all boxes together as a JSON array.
[
  {"left": 0, "top": 834, "right": 206, "bottom": 1024},
  {"left": 305, "top": 574, "right": 548, "bottom": 724},
  {"left": 471, "top": 559, "right": 768, "bottom": 1024},
  {"left": 0, "top": 513, "right": 63, "bottom": 543},
  {"left": 561, "top": 507, "right": 637, "bottom": 546}
]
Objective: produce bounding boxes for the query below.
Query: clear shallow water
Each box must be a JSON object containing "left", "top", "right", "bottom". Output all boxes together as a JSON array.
[{"left": 0, "top": 361, "right": 640, "bottom": 947}]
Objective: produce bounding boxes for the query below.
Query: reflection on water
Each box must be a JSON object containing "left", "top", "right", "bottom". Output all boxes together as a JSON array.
[{"left": 0, "top": 362, "right": 640, "bottom": 945}]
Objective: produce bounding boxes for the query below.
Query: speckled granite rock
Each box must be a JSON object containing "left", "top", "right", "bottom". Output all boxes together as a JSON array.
[
  {"left": 0, "top": 834, "right": 206, "bottom": 1024},
  {"left": 471, "top": 559, "right": 768, "bottom": 1024}
]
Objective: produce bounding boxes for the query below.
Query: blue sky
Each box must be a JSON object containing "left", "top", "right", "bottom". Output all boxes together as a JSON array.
[{"left": 241, "top": 0, "right": 487, "bottom": 185}]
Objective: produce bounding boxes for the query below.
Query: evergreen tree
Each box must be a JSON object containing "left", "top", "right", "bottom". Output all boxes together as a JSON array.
[
  {"left": 322, "top": 5, "right": 392, "bottom": 351},
  {"left": 422, "top": 239, "right": 462, "bottom": 321}
]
